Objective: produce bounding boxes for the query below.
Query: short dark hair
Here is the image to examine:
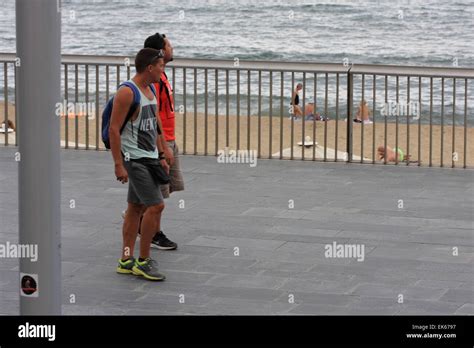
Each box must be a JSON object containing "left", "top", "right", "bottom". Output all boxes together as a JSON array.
[
  {"left": 135, "top": 48, "right": 164, "bottom": 73},
  {"left": 144, "top": 33, "right": 167, "bottom": 51}
]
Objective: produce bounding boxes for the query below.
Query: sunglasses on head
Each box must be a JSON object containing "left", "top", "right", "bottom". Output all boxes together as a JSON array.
[{"left": 148, "top": 49, "right": 165, "bottom": 65}]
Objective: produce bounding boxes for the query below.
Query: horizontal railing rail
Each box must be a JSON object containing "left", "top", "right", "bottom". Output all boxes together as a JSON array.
[{"left": 1, "top": 53, "right": 473, "bottom": 168}]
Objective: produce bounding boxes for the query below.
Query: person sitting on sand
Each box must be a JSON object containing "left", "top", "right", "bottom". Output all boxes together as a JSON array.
[
  {"left": 377, "top": 145, "right": 411, "bottom": 162},
  {"left": 354, "top": 99, "right": 372, "bottom": 124},
  {"left": 290, "top": 83, "right": 303, "bottom": 119},
  {"left": 304, "top": 103, "right": 329, "bottom": 121},
  {"left": 0, "top": 120, "right": 15, "bottom": 132}
]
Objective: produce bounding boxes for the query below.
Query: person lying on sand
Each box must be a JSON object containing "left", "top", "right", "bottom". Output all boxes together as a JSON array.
[
  {"left": 377, "top": 145, "right": 418, "bottom": 163},
  {"left": 1, "top": 120, "right": 15, "bottom": 132},
  {"left": 304, "top": 103, "right": 329, "bottom": 121}
]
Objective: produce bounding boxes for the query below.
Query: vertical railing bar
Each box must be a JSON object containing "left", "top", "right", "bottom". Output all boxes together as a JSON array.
[
  {"left": 290, "top": 72, "right": 294, "bottom": 160},
  {"left": 14, "top": 62, "right": 19, "bottom": 146},
  {"left": 172, "top": 67, "right": 176, "bottom": 112},
  {"left": 279, "top": 71, "right": 284, "bottom": 159},
  {"left": 395, "top": 75, "right": 399, "bottom": 165},
  {"left": 204, "top": 68, "right": 208, "bottom": 156},
  {"left": 237, "top": 69, "right": 240, "bottom": 151},
  {"left": 335, "top": 73, "right": 339, "bottom": 162},
  {"left": 193, "top": 68, "right": 197, "bottom": 155},
  {"left": 441, "top": 77, "right": 444, "bottom": 167},
  {"left": 215, "top": 69, "right": 219, "bottom": 156},
  {"left": 64, "top": 64, "right": 69, "bottom": 149},
  {"left": 75, "top": 64, "right": 79, "bottom": 149},
  {"left": 429, "top": 77, "right": 433, "bottom": 167},
  {"left": 127, "top": 64, "right": 130, "bottom": 80},
  {"left": 95, "top": 64, "right": 99, "bottom": 150},
  {"left": 372, "top": 75, "right": 376, "bottom": 164},
  {"left": 324, "top": 73, "right": 328, "bottom": 162},
  {"left": 269, "top": 70, "right": 273, "bottom": 159},
  {"left": 384, "top": 75, "right": 388, "bottom": 165},
  {"left": 418, "top": 77, "right": 422, "bottom": 166},
  {"left": 183, "top": 68, "right": 187, "bottom": 154},
  {"left": 406, "top": 76, "right": 410, "bottom": 166},
  {"left": 258, "top": 70, "right": 262, "bottom": 158},
  {"left": 452, "top": 78, "right": 456, "bottom": 168},
  {"left": 116, "top": 65, "right": 120, "bottom": 90},
  {"left": 347, "top": 71, "right": 353, "bottom": 163},
  {"left": 301, "top": 72, "right": 306, "bottom": 160},
  {"left": 247, "top": 70, "right": 251, "bottom": 152},
  {"left": 313, "top": 73, "right": 317, "bottom": 161},
  {"left": 85, "top": 64, "right": 89, "bottom": 150},
  {"left": 4, "top": 62, "right": 9, "bottom": 146},
  {"left": 226, "top": 69, "right": 229, "bottom": 148},
  {"left": 360, "top": 74, "right": 365, "bottom": 163},
  {"left": 105, "top": 65, "right": 109, "bottom": 101},
  {"left": 463, "top": 79, "right": 467, "bottom": 169}
]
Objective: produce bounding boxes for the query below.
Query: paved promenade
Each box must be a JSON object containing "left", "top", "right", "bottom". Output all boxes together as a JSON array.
[{"left": 0, "top": 147, "right": 472, "bottom": 315}]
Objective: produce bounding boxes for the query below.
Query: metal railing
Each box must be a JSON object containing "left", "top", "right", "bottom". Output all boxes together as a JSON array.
[{"left": 1, "top": 53, "right": 473, "bottom": 168}]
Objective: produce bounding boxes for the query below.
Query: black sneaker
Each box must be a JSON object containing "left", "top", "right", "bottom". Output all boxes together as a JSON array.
[{"left": 151, "top": 231, "right": 178, "bottom": 250}]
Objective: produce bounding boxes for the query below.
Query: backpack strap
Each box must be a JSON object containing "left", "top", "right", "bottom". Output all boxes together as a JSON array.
[
  {"left": 150, "top": 83, "right": 157, "bottom": 97},
  {"left": 118, "top": 81, "right": 141, "bottom": 134}
]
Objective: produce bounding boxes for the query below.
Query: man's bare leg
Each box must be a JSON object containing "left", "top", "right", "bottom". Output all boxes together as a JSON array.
[
  {"left": 121, "top": 202, "right": 145, "bottom": 260},
  {"left": 139, "top": 203, "right": 165, "bottom": 259}
]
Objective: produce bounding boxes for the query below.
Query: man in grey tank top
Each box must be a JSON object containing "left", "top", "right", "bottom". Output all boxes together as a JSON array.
[{"left": 109, "top": 48, "right": 170, "bottom": 281}]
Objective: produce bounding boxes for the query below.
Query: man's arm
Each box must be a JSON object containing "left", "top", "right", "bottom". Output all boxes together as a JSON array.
[
  {"left": 109, "top": 87, "right": 134, "bottom": 183},
  {"left": 159, "top": 128, "right": 174, "bottom": 166},
  {"left": 155, "top": 108, "right": 170, "bottom": 174}
]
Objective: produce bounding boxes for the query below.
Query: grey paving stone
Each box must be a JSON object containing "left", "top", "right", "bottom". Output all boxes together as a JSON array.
[
  {"left": 275, "top": 291, "right": 359, "bottom": 307},
  {"left": 206, "top": 274, "right": 287, "bottom": 290},
  {"left": 439, "top": 289, "right": 474, "bottom": 304},
  {"left": 288, "top": 303, "right": 351, "bottom": 315},
  {"left": 206, "top": 286, "right": 284, "bottom": 302},
  {"left": 186, "top": 235, "right": 286, "bottom": 250},
  {"left": 454, "top": 303, "right": 474, "bottom": 315},
  {"left": 396, "top": 300, "right": 463, "bottom": 315}
]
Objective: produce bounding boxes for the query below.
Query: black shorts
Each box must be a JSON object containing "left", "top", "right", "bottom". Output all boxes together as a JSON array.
[{"left": 124, "top": 160, "right": 163, "bottom": 207}]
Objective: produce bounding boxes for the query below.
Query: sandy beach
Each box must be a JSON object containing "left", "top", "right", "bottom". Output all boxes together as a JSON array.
[{"left": 1, "top": 102, "right": 472, "bottom": 167}]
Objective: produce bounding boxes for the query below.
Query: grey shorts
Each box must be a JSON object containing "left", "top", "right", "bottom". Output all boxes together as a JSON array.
[
  {"left": 160, "top": 141, "right": 184, "bottom": 199},
  {"left": 124, "top": 160, "right": 163, "bottom": 207}
]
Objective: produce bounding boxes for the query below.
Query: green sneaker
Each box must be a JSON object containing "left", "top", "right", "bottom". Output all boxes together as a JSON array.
[
  {"left": 116, "top": 257, "right": 135, "bottom": 275},
  {"left": 132, "top": 258, "right": 166, "bottom": 281}
]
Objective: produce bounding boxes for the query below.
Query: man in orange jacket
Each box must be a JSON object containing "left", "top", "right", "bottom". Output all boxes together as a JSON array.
[{"left": 142, "top": 32, "right": 184, "bottom": 250}]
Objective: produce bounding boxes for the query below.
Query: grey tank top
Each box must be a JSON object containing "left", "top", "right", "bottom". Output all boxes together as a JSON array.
[{"left": 120, "top": 80, "right": 158, "bottom": 160}]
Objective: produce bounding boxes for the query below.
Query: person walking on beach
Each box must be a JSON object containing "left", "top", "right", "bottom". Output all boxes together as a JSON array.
[
  {"left": 290, "top": 83, "right": 303, "bottom": 119},
  {"left": 110, "top": 48, "right": 169, "bottom": 281}
]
